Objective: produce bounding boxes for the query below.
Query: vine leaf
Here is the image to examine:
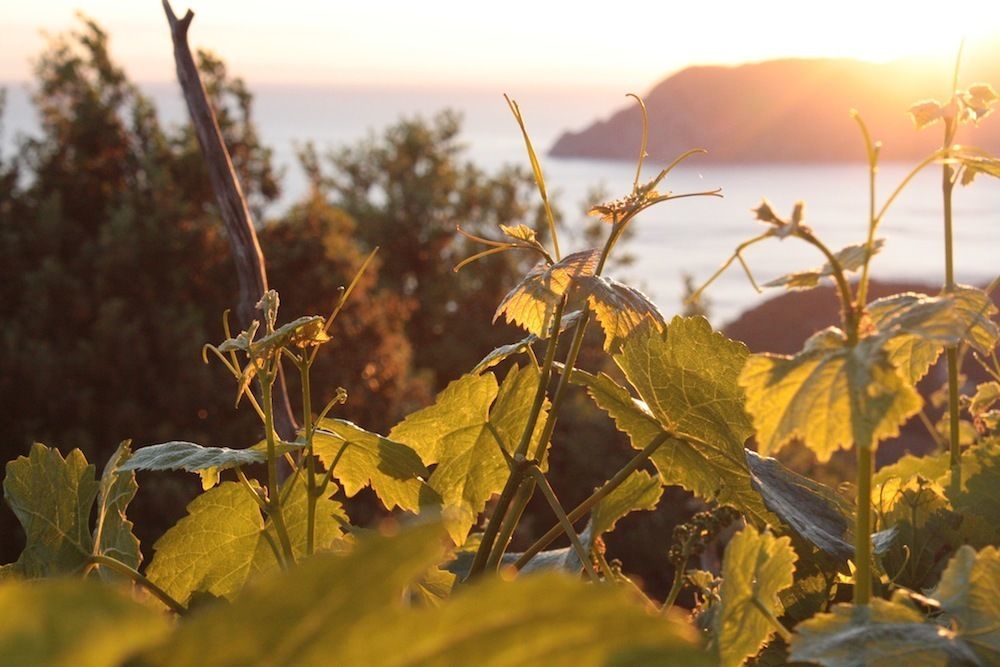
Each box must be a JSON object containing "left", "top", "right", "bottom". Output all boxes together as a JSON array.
[
  {"left": 790, "top": 597, "right": 980, "bottom": 666},
  {"left": 493, "top": 248, "right": 600, "bottom": 337},
  {"left": 953, "top": 146, "right": 1000, "bottom": 185},
  {"left": 390, "top": 366, "right": 547, "bottom": 544},
  {"left": 147, "top": 524, "right": 709, "bottom": 666},
  {"left": 120, "top": 441, "right": 264, "bottom": 477},
  {"left": 312, "top": 419, "right": 429, "bottom": 513},
  {"left": 743, "top": 289, "right": 996, "bottom": 460},
  {"left": 0, "top": 578, "right": 170, "bottom": 666},
  {"left": 264, "top": 475, "right": 349, "bottom": 564},
  {"left": 472, "top": 311, "right": 583, "bottom": 374},
  {"left": 219, "top": 315, "right": 328, "bottom": 357},
  {"left": 579, "top": 317, "right": 773, "bottom": 524},
  {"left": 764, "top": 239, "right": 884, "bottom": 290},
  {"left": 947, "top": 445, "right": 1000, "bottom": 544},
  {"left": 591, "top": 470, "right": 662, "bottom": 537},
  {"left": 870, "top": 287, "right": 998, "bottom": 384},
  {"left": 741, "top": 329, "right": 921, "bottom": 461},
  {"left": 145, "top": 481, "right": 267, "bottom": 604},
  {"left": 92, "top": 441, "right": 142, "bottom": 578},
  {"left": 581, "top": 275, "right": 666, "bottom": 351},
  {"left": 714, "top": 526, "right": 797, "bottom": 667},
  {"left": 2, "top": 443, "right": 99, "bottom": 577},
  {"left": 337, "top": 573, "right": 710, "bottom": 666},
  {"left": 746, "top": 451, "right": 896, "bottom": 563},
  {"left": 880, "top": 477, "right": 996, "bottom": 591},
  {"left": 575, "top": 369, "right": 771, "bottom": 525},
  {"left": 499, "top": 223, "right": 538, "bottom": 244},
  {"left": 930, "top": 545, "right": 1000, "bottom": 665},
  {"left": 144, "top": 524, "right": 450, "bottom": 666}
]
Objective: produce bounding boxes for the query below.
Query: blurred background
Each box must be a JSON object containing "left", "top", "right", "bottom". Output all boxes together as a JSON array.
[{"left": 2, "top": 0, "right": 999, "bottom": 600}]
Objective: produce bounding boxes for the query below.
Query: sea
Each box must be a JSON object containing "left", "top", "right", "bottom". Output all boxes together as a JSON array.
[{"left": 3, "top": 81, "right": 998, "bottom": 325}]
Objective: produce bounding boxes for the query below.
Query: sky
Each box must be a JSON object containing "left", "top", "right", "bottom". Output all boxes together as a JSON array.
[{"left": 2, "top": 1, "right": 1000, "bottom": 90}]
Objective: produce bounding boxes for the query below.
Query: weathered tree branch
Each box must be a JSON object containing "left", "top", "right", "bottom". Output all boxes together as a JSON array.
[{"left": 162, "top": 0, "right": 296, "bottom": 439}]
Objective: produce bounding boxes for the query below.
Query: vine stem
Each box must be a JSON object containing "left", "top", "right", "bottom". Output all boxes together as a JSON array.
[
  {"left": 484, "top": 212, "right": 632, "bottom": 569},
  {"left": 261, "top": 371, "right": 295, "bottom": 565},
  {"left": 485, "top": 308, "right": 594, "bottom": 569},
  {"left": 88, "top": 555, "right": 187, "bottom": 615},
  {"left": 299, "top": 358, "right": 317, "bottom": 556},
  {"left": 513, "top": 432, "right": 670, "bottom": 570},
  {"left": 467, "top": 299, "right": 566, "bottom": 578},
  {"left": 798, "top": 229, "right": 858, "bottom": 344},
  {"left": 942, "top": 129, "right": 962, "bottom": 491},
  {"left": 526, "top": 465, "right": 598, "bottom": 582},
  {"left": 854, "top": 444, "right": 874, "bottom": 605},
  {"left": 660, "top": 560, "right": 687, "bottom": 612}
]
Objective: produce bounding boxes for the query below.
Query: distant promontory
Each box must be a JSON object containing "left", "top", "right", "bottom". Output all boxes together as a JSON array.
[{"left": 551, "top": 52, "right": 1000, "bottom": 163}]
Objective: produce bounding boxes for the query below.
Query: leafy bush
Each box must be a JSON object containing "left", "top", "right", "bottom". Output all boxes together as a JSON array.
[{"left": 3, "top": 23, "right": 1000, "bottom": 667}]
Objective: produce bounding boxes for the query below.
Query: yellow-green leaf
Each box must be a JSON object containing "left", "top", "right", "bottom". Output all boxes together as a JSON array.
[
  {"left": 714, "top": 526, "right": 797, "bottom": 667},
  {"left": 583, "top": 317, "right": 772, "bottom": 524},
  {"left": 790, "top": 597, "right": 979, "bottom": 666},
  {"left": 145, "top": 523, "right": 449, "bottom": 666},
  {"left": 145, "top": 481, "right": 266, "bottom": 604},
  {"left": 3, "top": 443, "right": 98, "bottom": 577},
  {"left": 763, "top": 239, "right": 884, "bottom": 291},
  {"left": 494, "top": 249, "right": 599, "bottom": 337},
  {"left": 740, "top": 329, "right": 922, "bottom": 460},
  {"left": 930, "top": 545, "right": 1000, "bottom": 665},
  {"left": 339, "top": 573, "right": 710, "bottom": 667},
  {"left": 313, "top": 418, "right": 429, "bottom": 512},
  {"left": 0, "top": 578, "right": 169, "bottom": 667},
  {"left": 575, "top": 369, "right": 772, "bottom": 526},
  {"left": 499, "top": 223, "right": 537, "bottom": 244},
  {"left": 582, "top": 275, "right": 665, "bottom": 351},
  {"left": 390, "top": 366, "right": 547, "bottom": 544},
  {"left": 92, "top": 441, "right": 141, "bottom": 579},
  {"left": 591, "top": 470, "right": 662, "bottom": 537}
]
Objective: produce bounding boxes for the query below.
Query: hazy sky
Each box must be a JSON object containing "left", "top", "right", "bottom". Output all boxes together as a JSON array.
[{"left": 3, "top": 1, "right": 1000, "bottom": 90}]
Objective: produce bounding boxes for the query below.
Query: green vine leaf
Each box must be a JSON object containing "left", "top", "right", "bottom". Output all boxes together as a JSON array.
[
  {"left": 579, "top": 316, "right": 773, "bottom": 524},
  {"left": 575, "top": 370, "right": 771, "bottom": 526},
  {"left": 880, "top": 477, "right": 997, "bottom": 591},
  {"left": 499, "top": 223, "right": 538, "bottom": 244},
  {"left": 390, "top": 366, "right": 547, "bottom": 544},
  {"left": 120, "top": 441, "right": 264, "bottom": 477},
  {"left": 790, "top": 597, "right": 980, "bottom": 666},
  {"left": 930, "top": 545, "right": 1000, "bottom": 664},
  {"left": 471, "top": 311, "right": 583, "bottom": 374},
  {"left": 741, "top": 329, "right": 921, "bottom": 460},
  {"left": 338, "top": 573, "right": 710, "bottom": 666},
  {"left": 220, "top": 315, "right": 328, "bottom": 357},
  {"left": 312, "top": 418, "right": 430, "bottom": 513},
  {"left": 714, "top": 525, "right": 797, "bottom": 667},
  {"left": 763, "top": 239, "right": 884, "bottom": 290},
  {"left": 581, "top": 275, "right": 666, "bottom": 351},
  {"left": 591, "top": 470, "right": 662, "bottom": 537},
  {"left": 870, "top": 287, "right": 998, "bottom": 383},
  {"left": 145, "top": 481, "right": 267, "bottom": 604},
  {"left": 493, "top": 248, "right": 599, "bottom": 337},
  {"left": 3, "top": 443, "right": 98, "bottom": 577},
  {"left": 953, "top": 146, "right": 1000, "bottom": 185},
  {"left": 744, "top": 289, "right": 997, "bottom": 460},
  {"left": 266, "top": 475, "right": 349, "bottom": 562},
  {"left": 145, "top": 524, "right": 449, "bottom": 666},
  {"left": 92, "top": 440, "right": 141, "bottom": 578},
  {"left": 746, "top": 451, "right": 896, "bottom": 563},
  {"left": 0, "top": 578, "right": 170, "bottom": 667}
]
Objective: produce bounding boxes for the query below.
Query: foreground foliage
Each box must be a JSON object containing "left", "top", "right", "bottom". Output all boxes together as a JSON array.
[{"left": 3, "top": 28, "right": 1000, "bottom": 667}]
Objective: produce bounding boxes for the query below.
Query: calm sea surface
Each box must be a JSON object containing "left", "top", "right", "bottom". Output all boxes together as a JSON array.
[{"left": 4, "top": 82, "right": 998, "bottom": 324}]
